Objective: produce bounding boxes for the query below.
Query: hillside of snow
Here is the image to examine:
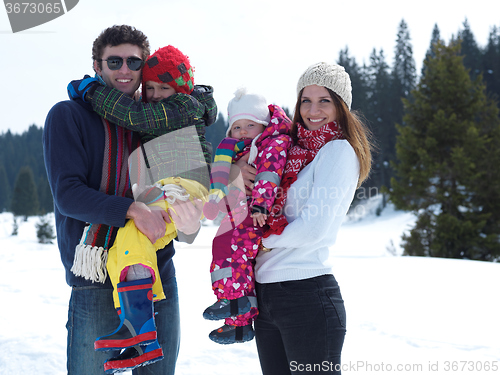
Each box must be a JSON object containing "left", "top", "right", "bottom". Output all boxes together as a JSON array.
[{"left": 1, "top": 201, "right": 499, "bottom": 374}]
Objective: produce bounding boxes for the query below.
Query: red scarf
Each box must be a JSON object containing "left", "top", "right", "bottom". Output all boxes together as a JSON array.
[{"left": 264, "top": 121, "right": 344, "bottom": 238}]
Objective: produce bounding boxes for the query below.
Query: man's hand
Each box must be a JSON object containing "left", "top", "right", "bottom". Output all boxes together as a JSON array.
[
  {"left": 167, "top": 198, "right": 203, "bottom": 235},
  {"left": 67, "top": 75, "right": 99, "bottom": 103},
  {"left": 230, "top": 153, "right": 256, "bottom": 196},
  {"left": 126, "top": 202, "right": 168, "bottom": 244}
]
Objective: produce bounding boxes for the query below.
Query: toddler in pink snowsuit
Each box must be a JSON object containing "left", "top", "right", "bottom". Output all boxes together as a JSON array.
[{"left": 202, "top": 88, "right": 292, "bottom": 344}]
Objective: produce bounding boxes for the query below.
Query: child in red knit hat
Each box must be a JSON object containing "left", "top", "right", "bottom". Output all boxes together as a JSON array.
[
  {"left": 72, "top": 45, "right": 217, "bottom": 373},
  {"left": 141, "top": 45, "right": 195, "bottom": 100},
  {"left": 105, "top": 46, "right": 209, "bottom": 318}
]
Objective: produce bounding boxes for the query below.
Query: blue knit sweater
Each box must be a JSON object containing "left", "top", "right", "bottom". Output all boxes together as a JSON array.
[{"left": 43, "top": 99, "right": 175, "bottom": 287}]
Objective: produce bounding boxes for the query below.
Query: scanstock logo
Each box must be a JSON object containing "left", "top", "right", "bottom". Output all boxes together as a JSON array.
[{"left": 4, "top": 0, "right": 78, "bottom": 33}]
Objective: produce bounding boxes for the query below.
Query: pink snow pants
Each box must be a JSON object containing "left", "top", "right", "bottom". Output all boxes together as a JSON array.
[{"left": 210, "top": 203, "right": 261, "bottom": 326}]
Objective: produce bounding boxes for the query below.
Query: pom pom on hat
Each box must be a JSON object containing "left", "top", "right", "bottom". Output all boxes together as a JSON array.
[
  {"left": 142, "top": 45, "right": 194, "bottom": 96},
  {"left": 226, "top": 87, "right": 271, "bottom": 136},
  {"left": 296, "top": 62, "right": 352, "bottom": 110}
]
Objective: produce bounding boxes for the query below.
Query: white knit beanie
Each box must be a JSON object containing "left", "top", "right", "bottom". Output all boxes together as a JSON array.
[
  {"left": 226, "top": 87, "right": 271, "bottom": 136},
  {"left": 296, "top": 62, "right": 352, "bottom": 110}
]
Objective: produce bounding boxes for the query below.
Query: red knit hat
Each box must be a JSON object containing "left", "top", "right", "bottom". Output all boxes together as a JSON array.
[{"left": 141, "top": 45, "right": 195, "bottom": 98}]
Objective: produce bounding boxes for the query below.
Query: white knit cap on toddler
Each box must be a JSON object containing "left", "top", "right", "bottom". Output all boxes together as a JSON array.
[{"left": 226, "top": 87, "right": 271, "bottom": 136}]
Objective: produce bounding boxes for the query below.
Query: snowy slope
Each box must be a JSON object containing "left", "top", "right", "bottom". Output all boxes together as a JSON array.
[{"left": 1, "top": 203, "right": 499, "bottom": 375}]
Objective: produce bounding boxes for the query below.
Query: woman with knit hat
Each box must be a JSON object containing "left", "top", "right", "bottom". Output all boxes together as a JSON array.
[
  {"left": 252, "top": 62, "right": 373, "bottom": 374},
  {"left": 202, "top": 88, "right": 292, "bottom": 344},
  {"left": 68, "top": 45, "right": 216, "bottom": 373}
]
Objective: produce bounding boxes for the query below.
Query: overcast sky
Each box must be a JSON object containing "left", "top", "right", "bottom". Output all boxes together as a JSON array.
[{"left": 1, "top": 0, "right": 499, "bottom": 135}]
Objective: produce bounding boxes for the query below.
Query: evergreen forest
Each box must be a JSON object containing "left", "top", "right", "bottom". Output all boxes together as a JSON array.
[
  {"left": 2, "top": 19, "right": 500, "bottom": 260},
  {"left": 0, "top": 125, "right": 53, "bottom": 215}
]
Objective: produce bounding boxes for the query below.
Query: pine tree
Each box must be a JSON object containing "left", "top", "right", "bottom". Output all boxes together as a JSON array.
[
  {"left": 37, "top": 176, "right": 54, "bottom": 214},
  {"left": 483, "top": 25, "right": 500, "bottom": 100},
  {"left": 0, "top": 126, "right": 53, "bottom": 213},
  {"left": 11, "top": 166, "right": 39, "bottom": 220},
  {"left": 389, "top": 19, "right": 417, "bottom": 190},
  {"left": 390, "top": 40, "right": 500, "bottom": 261},
  {"left": 338, "top": 46, "right": 369, "bottom": 112},
  {"left": 0, "top": 164, "right": 10, "bottom": 212},
  {"left": 337, "top": 47, "right": 374, "bottom": 204},
  {"left": 381, "top": 20, "right": 418, "bottom": 209},
  {"left": 422, "top": 24, "right": 442, "bottom": 76},
  {"left": 466, "top": 77, "right": 500, "bottom": 260},
  {"left": 458, "top": 19, "right": 482, "bottom": 80},
  {"left": 365, "top": 48, "right": 393, "bottom": 191},
  {"left": 393, "top": 20, "right": 417, "bottom": 99},
  {"left": 36, "top": 214, "right": 55, "bottom": 244},
  {"left": 0, "top": 130, "right": 17, "bottom": 190}
]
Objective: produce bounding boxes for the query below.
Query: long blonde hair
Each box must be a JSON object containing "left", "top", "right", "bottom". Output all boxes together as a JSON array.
[{"left": 292, "top": 87, "right": 373, "bottom": 187}]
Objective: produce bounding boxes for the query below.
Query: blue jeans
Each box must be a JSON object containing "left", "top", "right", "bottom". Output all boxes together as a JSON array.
[
  {"left": 255, "top": 275, "right": 346, "bottom": 375},
  {"left": 67, "top": 276, "right": 180, "bottom": 374}
]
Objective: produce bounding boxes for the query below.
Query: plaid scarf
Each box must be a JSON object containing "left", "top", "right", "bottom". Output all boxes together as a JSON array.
[
  {"left": 71, "top": 119, "right": 140, "bottom": 283},
  {"left": 264, "top": 121, "right": 344, "bottom": 238}
]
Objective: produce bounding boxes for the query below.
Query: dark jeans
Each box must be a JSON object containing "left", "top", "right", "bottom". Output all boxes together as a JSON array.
[
  {"left": 255, "top": 275, "right": 346, "bottom": 375},
  {"left": 66, "top": 276, "right": 180, "bottom": 374}
]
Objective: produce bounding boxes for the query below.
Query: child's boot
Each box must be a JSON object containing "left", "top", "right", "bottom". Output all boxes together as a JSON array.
[
  {"left": 103, "top": 339, "right": 164, "bottom": 374},
  {"left": 203, "top": 295, "right": 255, "bottom": 320},
  {"left": 208, "top": 323, "right": 254, "bottom": 344},
  {"left": 95, "top": 278, "right": 157, "bottom": 351}
]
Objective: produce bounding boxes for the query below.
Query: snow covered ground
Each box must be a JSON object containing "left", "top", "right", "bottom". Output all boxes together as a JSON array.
[{"left": 1, "top": 200, "right": 499, "bottom": 374}]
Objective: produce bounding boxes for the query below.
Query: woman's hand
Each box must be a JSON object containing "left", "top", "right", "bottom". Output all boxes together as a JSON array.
[
  {"left": 133, "top": 89, "right": 142, "bottom": 102},
  {"left": 230, "top": 153, "right": 256, "bottom": 196},
  {"left": 251, "top": 212, "right": 267, "bottom": 227}
]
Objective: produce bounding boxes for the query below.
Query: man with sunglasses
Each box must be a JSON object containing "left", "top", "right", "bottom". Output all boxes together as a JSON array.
[
  {"left": 43, "top": 25, "right": 199, "bottom": 374},
  {"left": 95, "top": 51, "right": 144, "bottom": 97}
]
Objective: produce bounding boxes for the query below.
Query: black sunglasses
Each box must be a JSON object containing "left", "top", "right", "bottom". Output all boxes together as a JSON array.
[{"left": 99, "top": 56, "right": 144, "bottom": 71}]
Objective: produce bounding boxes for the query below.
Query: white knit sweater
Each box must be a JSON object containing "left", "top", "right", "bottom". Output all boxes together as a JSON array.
[{"left": 255, "top": 140, "right": 359, "bottom": 283}]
